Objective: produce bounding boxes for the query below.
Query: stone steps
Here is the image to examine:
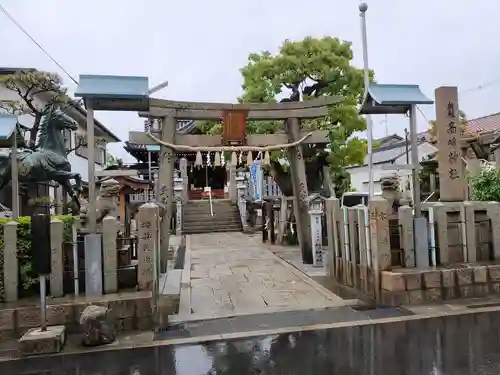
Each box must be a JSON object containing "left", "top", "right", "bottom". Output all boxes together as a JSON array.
[
  {"left": 183, "top": 206, "right": 238, "bottom": 212},
  {"left": 183, "top": 222, "right": 241, "bottom": 229},
  {"left": 183, "top": 215, "right": 240, "bottom": 224},
  {"left": 182, "top": 200, "right": 242, "bottom": 234},
  {"left": 183, "top": 226, "right": 242, "bottom": 234}
]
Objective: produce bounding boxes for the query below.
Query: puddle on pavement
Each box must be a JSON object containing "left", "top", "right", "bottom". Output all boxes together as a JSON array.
[{"left": 3, "top": 310, "right": 500, "bottom": 374}]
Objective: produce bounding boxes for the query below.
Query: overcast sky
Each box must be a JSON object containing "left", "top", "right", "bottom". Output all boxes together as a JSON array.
[{"left": 1, "top": 0, "right": 498, "bottom": 160}]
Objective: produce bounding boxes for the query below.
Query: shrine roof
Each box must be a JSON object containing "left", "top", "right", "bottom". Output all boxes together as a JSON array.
[
  {"left": 75, "top": 75, "right": 149, "bottom": 99},
  {"left": 0, "top": 114, "right": 28, "bottom": 147},
  {"left": 360, "top": 84, "right": 433, "bottom": 115},
  {"left": 75, "top": 74, "right": 149, "bottom": 111}
]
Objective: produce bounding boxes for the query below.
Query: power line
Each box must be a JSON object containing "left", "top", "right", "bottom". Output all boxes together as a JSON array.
[
  {"left": 416, "top": 106, "right": 431, "bottom": 123},
  {"left": 459, "top": 79, "right": 500, "bottom": 95},
  {"left": 0, "top": 3, "right": 78, "bottom": 85}
]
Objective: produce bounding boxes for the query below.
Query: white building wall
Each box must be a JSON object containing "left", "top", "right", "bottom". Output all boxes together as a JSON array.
[
  {"left": 348, "top": 164, "right": 386, "bottom": 194},
  {"left": 67, "top": 151, "right": 103, "bottom": 183},
  {"left": 348, "top": 142, "right": 438, "bottom": 194},
  {"left": 0, "top": 85, "right": 102, "bottom": 183}
]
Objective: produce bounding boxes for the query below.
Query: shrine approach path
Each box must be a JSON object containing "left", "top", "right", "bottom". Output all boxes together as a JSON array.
[{"left": 180, "top": 232, "right": 347, "bottom": 320}]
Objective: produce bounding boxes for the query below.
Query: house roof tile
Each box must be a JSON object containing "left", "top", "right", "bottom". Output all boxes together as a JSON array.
[{"left": 466, "top": 112, "right": 500, "bottom": 133}]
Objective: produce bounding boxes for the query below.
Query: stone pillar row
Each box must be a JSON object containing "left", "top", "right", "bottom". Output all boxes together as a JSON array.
[
  {"left": 324, "top": 196, "right": 391, "bottom": 298},
  {"left": 1, "top": 208, "right": 162, "bottom": 301}
]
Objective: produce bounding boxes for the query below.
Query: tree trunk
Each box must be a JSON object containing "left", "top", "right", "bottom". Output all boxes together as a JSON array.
[
  {"left": 269, "top": 157, "right": 328, "bottom": 197},
  {"left": 29, "top": 113, "right": 43, "bottom": 148}
]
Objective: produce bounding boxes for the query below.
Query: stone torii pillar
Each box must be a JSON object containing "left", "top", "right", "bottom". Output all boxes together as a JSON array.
[
  {"left": 286, "top": 117, "right": 313, "bottom": 263},
  {"left": 158, "top": 115, "right": 176, "bottom": 272}
]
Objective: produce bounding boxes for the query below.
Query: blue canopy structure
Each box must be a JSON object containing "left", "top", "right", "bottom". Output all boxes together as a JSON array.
[
  {"left": 360, "top": 84, "right": 433, "bottom": 115},
  {"left": 0, "top": 114, "right": 26, "bottom": 147},
  {"left": 75, "top": 74, "right": 150, "bottom": 111},
  {"left": 145, "top": 145, "right": 160, "bottom": 152}
]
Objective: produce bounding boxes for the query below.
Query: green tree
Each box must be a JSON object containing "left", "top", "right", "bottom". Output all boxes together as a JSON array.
[
  {"left": 197, "top": 36, "right": 373, "bottom": 195},
  {"left": 471, "top": 168, "right": 500, "bottom": 201},
  {"left": 0, "top": 70, "right": 69, "bottom": 148},
  {"left": 105, "top": 152, "right": 123, "bottom": 168}
]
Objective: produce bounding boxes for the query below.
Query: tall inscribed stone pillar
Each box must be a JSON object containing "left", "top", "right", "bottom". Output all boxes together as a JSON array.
[
  {"left": 435, "top": 86, "right": 467, "bottom": 201},
  {"left": 158, "top": 115, "right": 176, "bottom": 272},
  {"left": 285, "top": 117, "right": 313, "bottom": 264}
]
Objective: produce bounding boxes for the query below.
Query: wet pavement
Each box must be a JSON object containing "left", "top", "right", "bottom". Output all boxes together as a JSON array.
[
  {"left": 161, "top": 305, "right": 414, "bottom": 340},
  {"left": 5, "top": 310, "right": 500, "bottom": 374},
  {"left": 185, "top": 233, "right": 345, "bottom": 319}
]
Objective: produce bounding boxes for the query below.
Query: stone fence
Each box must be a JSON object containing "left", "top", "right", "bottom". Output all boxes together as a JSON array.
[
  {"left": 2, "top": 203, "right": 165, "bottom": 302},
  {"left": 321, "top": 197, "right": 500, "bottom": 305},
  {"left": 261, "top": 194, "right": 500, "bottom": 306}
]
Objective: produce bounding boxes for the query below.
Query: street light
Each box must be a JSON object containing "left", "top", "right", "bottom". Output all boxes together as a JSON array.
[
  {"left": 359, "top": 2, "right": 374, "bottom": 199},
  {"left": 146, "top": 80, "right": 168, "bottom": 196}
]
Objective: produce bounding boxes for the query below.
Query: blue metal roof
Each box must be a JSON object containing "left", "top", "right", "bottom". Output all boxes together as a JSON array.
[
  {"left": 75, "top": 74, "right": 150, "bottom": 111},
  {"left": 0, "top": 114, "right": 26, "bottom": 147},
  {"left": 0, "top": 114, "right": 18, "bottom": 140},
  {"left": 146, "top": 145, "right": 160, "bottom": 152},
  {"left": 360, "top": 84, "right": 433, "bottom": 115},
  {"left": 75, "top": 74, "right": 149, "bottom": 99}
]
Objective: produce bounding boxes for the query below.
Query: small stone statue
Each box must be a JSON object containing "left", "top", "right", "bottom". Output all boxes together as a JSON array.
[
  {"left": 80, "top": 179, "right": 121, "bottom": 228},
  {"left": 79, "top": 305, "right": 116, "bottom": 346},
  {"left": 380, "top": 174, "right": 401, "bottom": 212}
]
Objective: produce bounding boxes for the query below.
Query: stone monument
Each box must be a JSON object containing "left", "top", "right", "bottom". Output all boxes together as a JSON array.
[{"left": 435, "top": 86, "right": 467, "bottom": 202}]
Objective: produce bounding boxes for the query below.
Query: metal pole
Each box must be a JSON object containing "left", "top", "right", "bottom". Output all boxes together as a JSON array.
[
  {"left": 404, "top": 128, "right": 410, "bottom": 164},
  {"left": 409, "top": 105, "right": 421, "bottom": 216},
  {"left": 72, "top": 223, "right": 79, "bottom": 296},
  {"left": 148, "top": 151, "right": 152, "bottom": 202},
  {"left": 39, "top": 275, "right": 47, "bottom": 331},
  {"left": 86, "top": 100, "right": 97, "bottom": 232},
  {"left": 359, "top": 2, "right": 374, "bottom": 198},
  {"left": 148, "top": 151, "right": 152, "bottom": 181},
  {"left": 11, "top": 128, "right": 19, "bottom": 218}
]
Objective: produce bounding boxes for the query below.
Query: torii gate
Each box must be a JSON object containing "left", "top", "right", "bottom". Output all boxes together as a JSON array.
[{"left": 129, "top": 96, "right": 342, "bottom": 270}]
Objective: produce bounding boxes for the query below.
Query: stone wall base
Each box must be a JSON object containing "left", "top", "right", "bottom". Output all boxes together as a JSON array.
[
  {"left": 331, "top": 260, "right": 500, "bottom": 306},
  {"left": 0, "top": 292, "right": 180, "bottom": 340}
]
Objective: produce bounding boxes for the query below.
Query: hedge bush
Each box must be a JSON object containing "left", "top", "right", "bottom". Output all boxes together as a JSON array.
[{"left": 0, "top": 215, "right": 74, "bottom": 302}]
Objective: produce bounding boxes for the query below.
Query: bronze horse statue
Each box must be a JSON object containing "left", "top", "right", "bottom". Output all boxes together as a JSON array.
[{"left": 0, "top": 106, "right": 83, "bottom": 213}]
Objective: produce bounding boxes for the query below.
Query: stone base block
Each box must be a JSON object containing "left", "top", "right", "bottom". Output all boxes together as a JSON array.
[
  {"left": 19, "top": 325, "right": 66, "bottom": 356},
  {"left": 332, "top": 259, "right": 500, "bottom": 306}
]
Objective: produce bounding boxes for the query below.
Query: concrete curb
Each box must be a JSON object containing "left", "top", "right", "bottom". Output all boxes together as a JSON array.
[{"left": 169, "top": 300, "right": 360, "bottom": 325}]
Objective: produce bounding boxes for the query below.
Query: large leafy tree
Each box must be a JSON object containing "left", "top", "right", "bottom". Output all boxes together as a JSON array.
[
  {"left": 0, "top": 70, "right": 69, "bottom": 148},
  {"left": 240, "top": 37, "right": 372, "bottom": 194},
  {"left": 197, "top": 36, "right": 373, "bottom": 195}
]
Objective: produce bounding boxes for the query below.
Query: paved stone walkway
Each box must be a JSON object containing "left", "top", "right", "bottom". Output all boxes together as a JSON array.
[{"left": 184, "top": 232, "right": 346, "bottom": 319}]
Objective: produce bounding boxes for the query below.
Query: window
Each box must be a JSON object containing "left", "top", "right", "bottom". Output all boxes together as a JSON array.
[
  {"left": 96, "top": 147, "right": 106, "bottom": 165},
  {"left": 63, "top": 130, "right": 72, "bottom": 152}
]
